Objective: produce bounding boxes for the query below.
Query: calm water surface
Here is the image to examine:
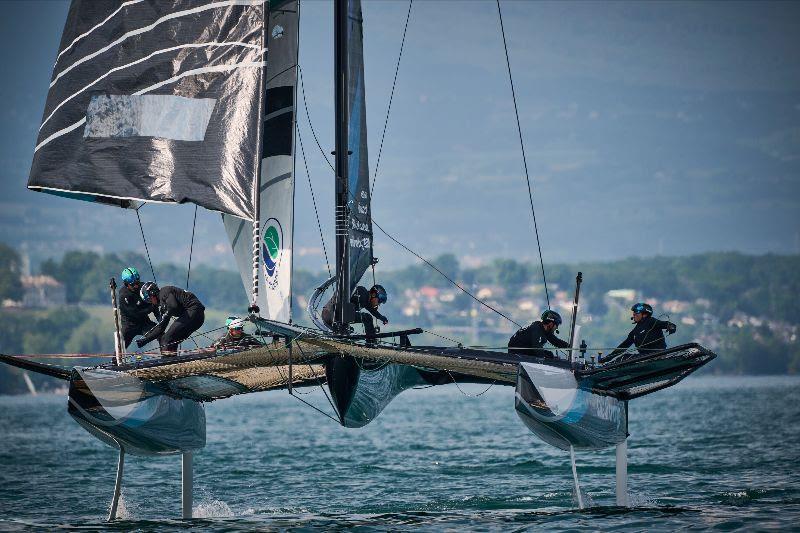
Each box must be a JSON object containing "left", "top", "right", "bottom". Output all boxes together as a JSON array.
[{"left": 0, "top": 375, "right": 798, "bottom": 531}]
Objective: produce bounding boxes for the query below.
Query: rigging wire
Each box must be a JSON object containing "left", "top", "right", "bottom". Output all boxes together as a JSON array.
[
  {"left": 370, "top": 0, "right": 413, "bottom": 197},
  {"left": 496, "top": 0, "right": 550, "bottom": 309},
  {"left": 297, "top": 66, "right": 335, "bottom": 173},
  {"left": 298, "top": 49, "right": 519, "bottom": 331},
  {"left": 372, "top": 217, "right": 523, "bottom": 328},
  {"left": 186, "top": 205, "right": 198, "bottom": 290},
  {"left": 135, "top": 206, "right": 157, "bottom": 284},
  {"left": 297, "top": 125, "right": 332, "bottom": 278}
]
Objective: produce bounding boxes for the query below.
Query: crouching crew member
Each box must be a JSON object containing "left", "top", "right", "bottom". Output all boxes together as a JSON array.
[
  {"left": 601, "top": 302, "right": 677, "bottom": 363},
  {"left": 508, "top": 310, "right": 570, "bottom": 359},
  {"left": 213, "top": 316, "right": 262, "bottom": 350},
  {"left": 118, "top": 267, "right": 157, "bottom": 348},
  {"left": 352, "top": 284, "right": 388, "bottom": 342},
  {"left": 136, "top": 282, "right": 205, "bottom": 355}
]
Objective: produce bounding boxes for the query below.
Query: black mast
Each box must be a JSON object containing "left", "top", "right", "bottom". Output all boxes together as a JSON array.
[{"left": 334, "top": 0, "right": 352, "bottom": 330}]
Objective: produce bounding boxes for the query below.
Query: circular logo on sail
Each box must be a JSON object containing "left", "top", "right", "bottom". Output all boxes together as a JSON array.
[{"left": 262, "top": 218, "right": 282, "bottom": 286}]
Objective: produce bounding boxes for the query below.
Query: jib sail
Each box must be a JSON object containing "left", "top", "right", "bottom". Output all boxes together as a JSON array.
[
  {"left": 345, "top": 0, "right": 374, "bottom": 294},
  {"left": 28, "top": 0, "right": 268, "bottom": 220},
  {"left": 224, "top": 0, "right": 297, "bottom": 322}
]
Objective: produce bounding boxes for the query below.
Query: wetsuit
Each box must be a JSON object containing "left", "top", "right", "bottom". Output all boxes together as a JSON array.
[
  {"left": 351, "top": 286, "right": 388, "bottom": 340},
  {"left": 118, "top": 284, "right": 156, "bottom": 348},
  {"left": 138, "top": 286, "right": 205, "bottom": 353},
  {"left": 606, "top": 316, "right": 676, "bottom": 361},
  {"left": 213, "top": 331, "right": 262, "bottom": 350},
  {"left": 508, "top": 320, "right": 570, "bottom": 359}
]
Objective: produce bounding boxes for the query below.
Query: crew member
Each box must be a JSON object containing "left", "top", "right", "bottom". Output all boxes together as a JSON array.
[
  {"left": 508, "top": 310, "right": 570, "bottom": 359},
  {"left": 136, "top": 282, "right": 205, "bottom": 355},
  {"left": 601, "top": 302, "right": 677, "bottom": 363},
  {"left": 117, "top": 267, "right": 156, "bottom": 349},
  {"left": 213, "top": 316, "right": 262, "bottom": 350},
  {"left": 352, "top": 284, "right": 389, "bottom": 342}
]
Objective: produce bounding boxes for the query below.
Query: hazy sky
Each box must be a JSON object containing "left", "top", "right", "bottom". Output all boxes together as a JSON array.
[{"left": 1, "top": 0, "right": 798, "bottom": 273}]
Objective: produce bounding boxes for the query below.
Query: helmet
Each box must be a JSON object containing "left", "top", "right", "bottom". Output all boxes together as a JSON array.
[
  {"left": 226, "top": 316, "right": 245, "bottom": 330},
  {"left": 541, "top": 309, "right": 562, "bottom": 326},
  {"left": 631, "top": 302, "right": 653, "bottom": 315},
  {"left": 370, "top": 285, "right": 387, "bottom": 304},
  {"left": 121, "top": 267, "right": 140, "bottom": 285},
  {"left": 140, "top": 281, "right": 159, "bottom": 301}
]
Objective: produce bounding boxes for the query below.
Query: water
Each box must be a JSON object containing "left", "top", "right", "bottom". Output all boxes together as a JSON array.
[{"left": 0, "top": 376, "right": 798, "bottom": 530}]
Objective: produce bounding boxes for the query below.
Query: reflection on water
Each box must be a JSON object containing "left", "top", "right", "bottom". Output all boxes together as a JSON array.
[{"left": 0, "top": 376, "right": 798, "bottom": 531}]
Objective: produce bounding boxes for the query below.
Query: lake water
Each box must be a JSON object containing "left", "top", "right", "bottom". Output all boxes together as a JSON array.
[{"left": 0, "top": 375, "right": 798, "bottom": 531}]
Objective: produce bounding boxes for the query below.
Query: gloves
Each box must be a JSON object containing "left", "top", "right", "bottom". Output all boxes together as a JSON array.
[
  {"left": 666, "top": 322, "right": 677, "bottom": 335},
  {"left": 135, "top": 338, "right": 147, "bottom": 348},
  {"left": 382, "top": 319, "right": 388, "bottom": 326}
]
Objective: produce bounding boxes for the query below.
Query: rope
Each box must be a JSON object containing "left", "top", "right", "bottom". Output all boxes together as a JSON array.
[
  {"left": 370, "top": 0, "right": 413, "bottom": 196},
  {"left": 186, "top": 205, "right": 198, "bottom": 290},
  {"left": 496, "top": 0, "right": 550, "bottom": 309},
  {"left": 423, "top": 328, "right": 463, "bottom": 346},
  {"left": 135, "top": 206, "right": 157, "bottom": 284},
  {"left": 297, "top": 126, "right": 332, "bottom": 278}
]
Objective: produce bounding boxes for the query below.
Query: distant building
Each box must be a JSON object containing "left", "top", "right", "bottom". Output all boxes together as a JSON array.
[
  {"left": 606, "top": 289, "right": 636, "bottom": 301},
  {"left": 21, "top": 275, "right": 66, "bottom": 308}
]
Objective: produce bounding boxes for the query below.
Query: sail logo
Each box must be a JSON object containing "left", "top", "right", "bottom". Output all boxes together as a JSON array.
[
  {"left": 272, "top": 25, "right": 284, "bottom": 39},
  {"left": 262, "top": 218, "right": 283, "bottom": 289}
]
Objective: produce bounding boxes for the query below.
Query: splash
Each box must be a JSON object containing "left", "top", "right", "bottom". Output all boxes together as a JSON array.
[{"left": 193, "top": 499, "right": 235, "bottom": 518}]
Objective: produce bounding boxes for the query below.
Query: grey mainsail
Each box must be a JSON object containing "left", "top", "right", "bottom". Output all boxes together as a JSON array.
[
  {"left": 223, "top": 0, "right": 298, "bottom": 322},
  {"left": 345, "top": 0, "right": 374, "bottom": 293},
  {"left": 29, "top": 0, "right": 268, "bottom": 219}
]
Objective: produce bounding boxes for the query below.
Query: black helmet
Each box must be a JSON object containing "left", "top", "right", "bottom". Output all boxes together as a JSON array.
[
  {"left": 370, "top": 284, "right": 387, "bottom": 304},
  {"left": 631, "top": 302, "right": 653, "bottom": 315},
  {"left": 140, "top": 281, "right": 159, "bottom": 300},
  {"left": 541, "top": 309, "right": 562, "bottom": 326}
]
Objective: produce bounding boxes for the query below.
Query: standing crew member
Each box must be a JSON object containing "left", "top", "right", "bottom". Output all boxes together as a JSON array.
[
  {"left": 118, "top": 267, "right": 157, "bottom": 349},
  {"left": 508, "top": 310, "right": 570, "bottom": 359},
  {"left": 136, "top": 282, "right": 205, "bottom": 355},
  {"left": 213, "top": 316, "right": 262, "bottom": 350},
  {"left": 601, "top": 302, "right": 677, "bottom": 363}
]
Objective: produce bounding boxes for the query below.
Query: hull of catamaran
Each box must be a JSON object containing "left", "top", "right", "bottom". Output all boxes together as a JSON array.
[
  {"left": 67, "top": 367, "right": 206, "bottom": 456},
  {"left": 325, "top": 357, "right": 428, "bottom": 428},
  {"left": 515, "top": 362, "right": 627, "bottom": 451}
]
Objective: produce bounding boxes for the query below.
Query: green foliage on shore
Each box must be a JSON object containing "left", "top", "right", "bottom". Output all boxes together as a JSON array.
[{"left": 0, "top": 244, "right": 798, "bottom": 394}]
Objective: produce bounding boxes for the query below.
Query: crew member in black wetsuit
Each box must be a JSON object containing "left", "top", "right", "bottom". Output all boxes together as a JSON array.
[
  {"left": 508, "top": 310, "right": 570, "bottom": 359},
  {"left": 118, "top": 267, "right": 157, "bottom": 349},
  {"left": 351, "top": 285, "right": 388, "bottom": 342},
  {"left": 213, "top": 316, "right": 262, "bottom": 350},
  {"left": 601, "top": 302, "right": 677, "bottom": 363},
  {"left": 136, "top": 282, "right": 205, "bottom": 355}
]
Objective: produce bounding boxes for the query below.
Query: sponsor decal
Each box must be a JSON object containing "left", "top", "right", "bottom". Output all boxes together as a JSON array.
[
  {"left": 272, "top": 24, "right": 284, "bottom": 39},
  {"left": 262, "top": 218, "right": 283, "bottom": 289}
]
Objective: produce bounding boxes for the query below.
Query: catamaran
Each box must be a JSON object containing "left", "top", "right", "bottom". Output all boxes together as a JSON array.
[{"left": 0, "top": 0, "right": 715, "bottom": 519}]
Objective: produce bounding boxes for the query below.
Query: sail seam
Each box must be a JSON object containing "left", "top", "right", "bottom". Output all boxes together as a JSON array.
[
  {"left": 41, "top": 41, "right": 264, "bottom": 133},
  {"left": 35, "top": 58, "right": 267, "bottom": 153},
  {"left": 50, "top": 0, "right": 267, "bottom": 90}
]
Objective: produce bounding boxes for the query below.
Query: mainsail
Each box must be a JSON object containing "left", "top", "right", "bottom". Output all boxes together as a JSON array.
[
  {"left": 224, "top": 0, "right": 298, "bottom": 322},
  {"left": 28, "top": 0, "right": 268, "bottom": 219},
  {"left": 345, "top": 0, "right": 374, "bottom": 293}
]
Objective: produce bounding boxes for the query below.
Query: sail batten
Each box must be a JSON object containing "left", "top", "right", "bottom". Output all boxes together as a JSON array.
[{"left": 30, "top": 0, "right": 269, "bottom": 218}]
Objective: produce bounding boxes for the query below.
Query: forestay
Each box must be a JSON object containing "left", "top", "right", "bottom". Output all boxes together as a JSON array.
[
  {"left": 29, "top": 0, "right": 268, "bottom": 219},
  {"left": 224, "top": 0, "right": 298, "bottom": 321}
]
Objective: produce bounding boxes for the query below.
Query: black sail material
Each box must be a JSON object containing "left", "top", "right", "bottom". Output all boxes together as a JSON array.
[
  {"left": 346, "top": 0, "right": 374, "bottom": 293},
  {"left": 28, "top": 0, "right": 267, "bottom": 219}
]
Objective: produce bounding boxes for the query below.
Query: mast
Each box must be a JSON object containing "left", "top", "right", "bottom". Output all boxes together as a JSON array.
[{"left": 334, "top": 0, "right": 351, "bottom": 329}]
